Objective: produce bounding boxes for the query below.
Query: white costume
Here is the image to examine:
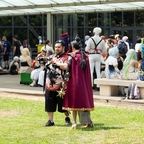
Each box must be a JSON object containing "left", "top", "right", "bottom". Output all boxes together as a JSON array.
[
  {"left": 85, "top": 27, "right": 106, "bottom": 88},
  {"left": 38, "top": 70, "right": 45, "bottom": 86},
  {"left": 30, "top": 66, "right": 44, "bottom": 81},
  {"left": 105, "top": 47, "right": 120, "bottom": 79},
  {"left": 41, "top": 45, "right": 54, "bottom": 55}
]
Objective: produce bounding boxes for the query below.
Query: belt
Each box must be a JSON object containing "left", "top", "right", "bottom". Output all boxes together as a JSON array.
[{"left": 89, "top": 52, "right": 100, "bottom": 54}]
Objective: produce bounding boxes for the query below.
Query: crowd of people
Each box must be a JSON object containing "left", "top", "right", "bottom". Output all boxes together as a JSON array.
[{"left": 0, "top": 27, "right": 144, "bottom": 129}]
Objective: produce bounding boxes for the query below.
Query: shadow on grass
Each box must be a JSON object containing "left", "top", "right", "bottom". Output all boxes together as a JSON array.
[
  {"left": 80, "top": 123, "right": 123, "bottom": 131},
  {"left": 54, "top": 123, "right": 123, "bottom": 131}
]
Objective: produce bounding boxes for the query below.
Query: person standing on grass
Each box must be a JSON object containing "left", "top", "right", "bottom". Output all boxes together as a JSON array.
[
  {"left": 62, "top": 38, "right": 94, "bottom": 129},
  {"left": 2, "top": 36, "right": 11, "bottom": 70},
  {"left": 44, "top": 40, "right": 71, "bottom": 127}
]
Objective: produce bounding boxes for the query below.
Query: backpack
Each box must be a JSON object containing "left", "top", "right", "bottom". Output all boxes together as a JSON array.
[
  {"left": 121, "top": 41, "right": 128, "bottom": 55},
  {"left": 126, "top": 83, "right": 140, "bottom": 99}
]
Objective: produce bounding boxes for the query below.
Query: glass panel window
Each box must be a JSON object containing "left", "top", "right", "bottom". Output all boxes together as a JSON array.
[
  {"left": 123, "top": 12, "right": 134, "bottom": 26},
  {"left": 98, "top": 12, "right": 110, "bottom": 26},
  {"left": 57, "top": 15, "right": 63, "bottom": 26},
  {"left": 0, "top": 28, "right": 12, "bottom": 42},
  {"left": 29, "top": 28, "right": 42, "bottom": 48},
  {"left": 86, "top": 13, "right": 97, "bottom": 26},
  {"left": 136, "top": 11, "right": 144, "bottom": 27},
  {"left": 111, "top": 12, "right": 122, "bottom": 26},
  {"left": 14, "top": 16, "right": 27, "bottom": 26},
  {"left": 0, "top": 17, "right": 12, "bottom": 26},
  {"left": 102, "top": 28, "right": 110, "bottom": 37},
  {"left": 111, "top": 29, "right": 122, "bottom": 36},
  {"left": 14, "top": 28, "right": 27, "bottom": 45},
  {"left": 77, "top": 14, "right": 84, "bottom": 26},
  {"left": 137, "top": 30, "right": 144, "bottom": 38},
  {"left": 124, "top": 30, "right": 133, "bottom": 48},
  {"left": 29, "top": 15, "right": 42, "bottom": 26}
]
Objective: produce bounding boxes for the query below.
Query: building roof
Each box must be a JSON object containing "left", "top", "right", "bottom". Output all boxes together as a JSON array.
[{"left": 0, "top": 0, "right": 144, "bottom": 16}]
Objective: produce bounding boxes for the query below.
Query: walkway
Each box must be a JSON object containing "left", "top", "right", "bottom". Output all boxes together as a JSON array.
[{"left": 0, "top": 74, "right": 144, "bottom": 110}]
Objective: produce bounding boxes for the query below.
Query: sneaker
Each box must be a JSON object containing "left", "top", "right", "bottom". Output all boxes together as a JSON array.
[
  {"left": 45, "top": 120, "right": 55, "bottom": 127},
  {"left": 65, "top": 117, "right": 71, "bottom": 125}
]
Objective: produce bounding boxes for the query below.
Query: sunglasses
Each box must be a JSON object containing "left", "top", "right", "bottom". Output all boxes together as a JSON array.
[{"left": 55, "top": 40, "right": 65, "bottom": 46}]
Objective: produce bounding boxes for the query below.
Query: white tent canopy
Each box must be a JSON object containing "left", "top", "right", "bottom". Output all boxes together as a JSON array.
[{"left": 0, "top": 0, "right": 144, "bottom": 16}]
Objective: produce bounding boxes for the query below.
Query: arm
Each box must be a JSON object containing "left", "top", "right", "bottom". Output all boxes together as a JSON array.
[
  {"left": 3, "top": 42, "right": 8, "bottom": 55},
  {"left": 13, "top": 46, "right": 16, "bottom": 55},
  {"left": 35, "top": 53, "right": 43, "bottom": 60},
  {"left": 15, "top": 62, "right": 20, "bottom": 71},
  {"left": 117, "top": 41, "right": 123, "bottom": 51},
  {"left": 54, "top": 61, "right": 68, "bottom": 70},
  {"left": 85, "top": 38, "right": 92, "bottom": 52},
  {"left": 3, "top": 47, "right": 6, "bottom": 55},
  {"left": 27, "top": 56, "right": 32, "bottom": 66}
]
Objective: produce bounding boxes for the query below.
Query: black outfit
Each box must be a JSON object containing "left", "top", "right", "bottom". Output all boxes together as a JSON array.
[
  {"left": 21, "top": 61, "right": 29, "bottom": 66},
  {"left": 136, "top": 52, "right": 142, "bottom": 61},
  {"left": 44, "top": 53, "right": 68, "bottom": 113},
  {"left": 3, "top": 41, "right": 10, "bottom": 61},
  {"left": 118, "top": 59, "right": 123, "bottom": 71},
  {"left": 10, "top": 62, "right": 18, "bottom": 75},
  {"left": 45, "top": 90, "right": 66, "bottom": 112},
  {"left": 14, "top": 41, "right": 21, "bottom": 57}
]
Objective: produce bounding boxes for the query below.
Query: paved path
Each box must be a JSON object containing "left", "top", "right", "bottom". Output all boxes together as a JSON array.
[{"left": 0, "top": 74, "right": 144, "bottom": 110}]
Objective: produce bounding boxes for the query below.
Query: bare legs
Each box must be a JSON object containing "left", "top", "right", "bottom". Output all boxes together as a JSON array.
[{"left": 71, "top": 111, "right": 77, "bottom": 128}]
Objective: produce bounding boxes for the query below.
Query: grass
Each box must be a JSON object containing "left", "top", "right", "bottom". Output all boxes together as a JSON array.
[{"left": 0, "top": 96, "right": 144, "bottom": 144}]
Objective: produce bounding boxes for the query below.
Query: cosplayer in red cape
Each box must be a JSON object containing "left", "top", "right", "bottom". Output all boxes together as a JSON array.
[{"left": 62, "top": 37, "right": 94, "bottom": 129}]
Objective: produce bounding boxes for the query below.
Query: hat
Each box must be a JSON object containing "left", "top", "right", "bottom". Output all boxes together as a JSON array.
[{"left": 60, "top": 32, "right": 68, "bottom": 37}]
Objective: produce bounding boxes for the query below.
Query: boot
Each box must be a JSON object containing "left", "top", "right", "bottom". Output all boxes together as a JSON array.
[{"left": 30, "top": 80, "right": 37, "bottom": 87}]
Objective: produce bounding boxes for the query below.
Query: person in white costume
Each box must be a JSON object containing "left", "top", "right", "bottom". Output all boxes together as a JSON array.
[{"left": 85, "top": 27, "right": 106, "bottom": 91}]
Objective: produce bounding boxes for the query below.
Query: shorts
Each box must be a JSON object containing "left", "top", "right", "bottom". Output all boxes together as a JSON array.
[
  {"left": 45, "top": 89, "right": 67, "bottom": 113},
  {"left": 3, "top": 54, "right": 9, "bottom": 61}
]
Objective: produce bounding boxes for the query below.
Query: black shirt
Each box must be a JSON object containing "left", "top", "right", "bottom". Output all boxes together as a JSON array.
[{"left": 14, "top": 40, "right": 21, "bottom": 57}]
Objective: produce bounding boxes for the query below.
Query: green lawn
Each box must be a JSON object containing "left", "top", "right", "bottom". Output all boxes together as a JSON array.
[{"left": 0, "top": 96, "right": 144, "bottom": 144}]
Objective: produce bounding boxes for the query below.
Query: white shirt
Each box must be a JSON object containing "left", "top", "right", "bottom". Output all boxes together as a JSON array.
[
  {"left": 85, "top": 35, "right": 106, "bottom": 54},
  {"left": 41, "top": 45, "right": 54, "bottom": 54}
]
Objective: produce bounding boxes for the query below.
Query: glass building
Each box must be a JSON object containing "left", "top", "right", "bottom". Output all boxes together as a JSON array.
[
  {"left": 1, "top": 11, "right": 144, "bottom": 48},
  {"left": 54, "top": 11, "right": 144, "bottom": 48},
  {"left": 0, "top": 0, "right": 144, "bottom": 49}
]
